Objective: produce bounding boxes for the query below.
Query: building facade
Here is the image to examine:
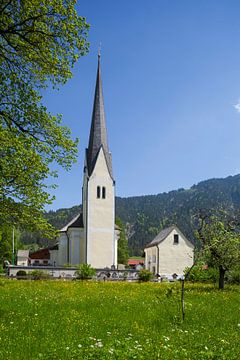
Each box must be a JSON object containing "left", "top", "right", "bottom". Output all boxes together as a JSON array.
[
  {"left": 144, "top": 225, "right": 194, "bottom": 277},
  {"left": 58, "top": 55, "right": 118, "bottom": 268}
]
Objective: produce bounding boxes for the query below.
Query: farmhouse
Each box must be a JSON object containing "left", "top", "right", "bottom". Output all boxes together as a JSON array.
[{"left": 144, "top": 225, "right": 194, "bottom": 277}]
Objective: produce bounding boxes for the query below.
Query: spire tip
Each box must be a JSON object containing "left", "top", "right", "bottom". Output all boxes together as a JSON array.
[{"left": 98, "top": 42, "right": 101, "bottom": 58}]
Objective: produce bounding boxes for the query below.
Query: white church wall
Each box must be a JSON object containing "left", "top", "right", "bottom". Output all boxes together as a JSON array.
[
  {"left": 114, "top": 229, "right": 120, "bottom": 267},
  {"left": 58, "top": 233, "right": 68, "bottom": 266},
  {"left": 87, "top": 148, "right": 115, "bottom": 268},
  {"left": 69, "top": 228, "right": 83, "bottom": 265},
  {"left": 49, "top": 250, "right": 58, "bottom": 266}
]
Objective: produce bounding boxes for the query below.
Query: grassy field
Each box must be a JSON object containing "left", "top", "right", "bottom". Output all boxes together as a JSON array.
[{"left": 0, "top": 279, "right": 239, "bottom": 359}]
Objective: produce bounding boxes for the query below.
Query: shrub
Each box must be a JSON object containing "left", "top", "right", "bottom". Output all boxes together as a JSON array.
[
  {"left": 138, "top": 269, "right": 153, "bottom": 282},
  {"left": 185, "top": 265, "right": 218, "bottom": 283},
  {"left": 75, "top": 264, "right": 96, "bottom": 280},
  {"left": 16, "top": 270, "right": 27, "bottom": 277},
  {"left": 30, "top": 270, "right": 49, "bottom": 280},
  {"left": 0, "top": 265, "right": 5, "bottom": 274},
  {"left": 225, "top": 266, "right": 240, "bottom": 284}
]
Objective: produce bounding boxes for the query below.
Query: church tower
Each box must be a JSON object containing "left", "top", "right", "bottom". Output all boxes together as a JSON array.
[{"left": 82, "top": 54, "right": 116, "bottom": 268}]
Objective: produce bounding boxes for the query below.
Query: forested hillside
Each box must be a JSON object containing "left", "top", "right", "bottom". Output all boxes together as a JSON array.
[{"left": 21, "top": 175, "right": 240, "bottom": 255}]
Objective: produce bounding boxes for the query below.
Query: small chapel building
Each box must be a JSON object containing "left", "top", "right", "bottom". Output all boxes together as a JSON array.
[
  {"left": 58, "top": 55, "right": 118, "bottom": 269},
  {"left": 144, "top": 225, "right": 194, "bottom": 277}
]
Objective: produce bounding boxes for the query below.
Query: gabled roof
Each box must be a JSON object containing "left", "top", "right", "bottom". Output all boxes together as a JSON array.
[
  {"left": 59, "top": 213, "right": 83, "bottom": 232},
  {"left": 86, "top": 55, "right": 113, "bottom": 179},
  {"left": 145, "top": 225, "right": 191, "bottom": 248},
  {"left": 30, "top": 248, "right": 50, "bottom": 260}
]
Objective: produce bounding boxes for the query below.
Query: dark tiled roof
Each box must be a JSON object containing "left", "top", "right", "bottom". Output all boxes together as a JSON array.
[
  {"left": 30, "top": 248, "right": 50, "bottom": 260},
  {"left": 60, "top": 213, "right": 83, "bottom": 232},
  {"left": 145, "top": 225, "right": 176, "bottom": 248},
  {"left": 87, "top": 55, "right": 113, "bottom": 179}
]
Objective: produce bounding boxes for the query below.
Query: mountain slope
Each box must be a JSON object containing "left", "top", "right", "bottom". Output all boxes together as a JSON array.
[{"left": 41, "top": 174, "right": 240, "bottom": 255}]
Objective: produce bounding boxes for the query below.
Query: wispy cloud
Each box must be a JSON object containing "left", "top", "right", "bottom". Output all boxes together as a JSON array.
[{"left": 234, "top": 99, "right": 240, "bottom": 113}]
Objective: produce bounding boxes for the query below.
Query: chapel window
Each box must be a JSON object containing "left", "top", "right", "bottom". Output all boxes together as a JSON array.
[
  {"left": 97, "top": 186, "right": 101, "bottom": 198},
  {"left": 174, "top": 234, "right": 179, "bottom": 244},
  {"left": 102, "top": 186, "right": 106, "bottom": 199}
]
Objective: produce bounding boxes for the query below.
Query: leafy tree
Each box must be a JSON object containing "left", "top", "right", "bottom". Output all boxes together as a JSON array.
[
  {"left": 195, "top": 211, "right": 240, "bottom": 289},
  {"left": 0, "top": 0, "right": 89, "bottom": 234},
  {"left": 116, "top": 218, "right": 129, "bottom": 265}
]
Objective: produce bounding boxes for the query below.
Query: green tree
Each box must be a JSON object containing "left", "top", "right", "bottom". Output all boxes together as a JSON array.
[
  {"left": 116, "top": 218, "right": 129, "bottom": 265},
  {"left": 0, "top": 0, "right": 89, "bottom": 234},
  {"left": 196, "top": 211, "right": 240, "bottom": 289},
  {"left": 0, "top": 225, "right": 21, "bottom": 264}
]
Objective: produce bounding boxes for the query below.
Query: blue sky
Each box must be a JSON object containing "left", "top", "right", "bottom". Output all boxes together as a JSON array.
[{"left": 43, "top": 0, "right": 240, "bottom": 210}]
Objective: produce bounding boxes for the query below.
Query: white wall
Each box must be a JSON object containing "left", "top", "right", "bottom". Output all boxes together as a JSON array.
[
  {"left": 145, "top": 229, "right": 194, "bottom": 276},
  {"left": 58, "top": 232, "right": 68, "bottom": 266},
  {"left": 69, "top": 228, "right": 84, "bottom": 265},
  {"left": 17, "top": 257, "right": 28, "bottom": 266},
  {"left": 86, "top": 148, "right": 115, "bottom": 268}
]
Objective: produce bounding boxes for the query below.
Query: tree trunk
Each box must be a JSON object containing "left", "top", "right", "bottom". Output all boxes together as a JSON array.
[{"left": 219, "top": 265, "right": 225, "bottom": 290}]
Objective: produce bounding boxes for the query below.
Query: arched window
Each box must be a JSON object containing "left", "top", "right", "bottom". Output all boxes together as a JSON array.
[
  {"left": 97, "top": 186, "right": 101, "bottom": 198},
  {"left": 102, "top": 186, "right": 106, "bottom": 199}
]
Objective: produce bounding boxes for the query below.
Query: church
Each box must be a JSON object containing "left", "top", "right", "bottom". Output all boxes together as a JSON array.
[{"left": 57, "top": 55, "right": 119, "bottom": 269}]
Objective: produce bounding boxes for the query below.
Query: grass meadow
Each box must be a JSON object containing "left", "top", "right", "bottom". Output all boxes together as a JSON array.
[{"left": 0, "top": 279, "right": 239, "bottom": 359}]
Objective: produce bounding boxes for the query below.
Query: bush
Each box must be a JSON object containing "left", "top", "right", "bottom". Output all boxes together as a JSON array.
[
  {"left": 30, "top": 270, "right": 49, "bottom": 280},
  {"left": 138, "top": 269, "right": 153, "bottom": 282},
  {"left": 0, "top": 265, "right": 5, "bottom": 274},
  {"left": 225, "top": 266, "right": 240, "bottom": 284},
  {"left": 185, "top": 265, "right": 218, "bottom": 283},
  {"left": 75, "top": 264, "right": 96, "bottom": 280},
  {"left": 16, "top": 270, "right": 27, "bottom": 277}
]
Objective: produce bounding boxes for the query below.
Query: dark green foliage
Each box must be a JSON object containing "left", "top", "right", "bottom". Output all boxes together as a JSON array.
[
  {"left": 75, "top": 264, "right": 96, "bottom": 280},
  {"left": 116, "top": 174, "right": 240, "bottom": 255},
  {"left": 16, "top": 270, "right": 27, "bottom": 277},
  {"left": 116, "top": 218, "right": 129, "bottom": 265},
  {"left": 185, "top": 265, "right": 218, "bottom": 283},
  {"left": 30, "top": 270, "right": 49, "bottom": 280},
  {"left": 138, "top": 269, "right": 153, "bottom": 282},
  {"left": 225, "top": 266, "right": 240, "bottom": 284},
  {"left": 19, "top": 174, "right": 240, "bottom": 255}
]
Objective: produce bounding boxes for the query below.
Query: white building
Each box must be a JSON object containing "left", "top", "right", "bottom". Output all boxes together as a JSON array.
[
  {"left": 58, "top": 55, "right": 118, "bottom": 269},
  {"left": 17, "top": 250, "right": 29, "bottom": 266},
  {"left": 144, "top": 225, "right": 194, "bottom": 277}
]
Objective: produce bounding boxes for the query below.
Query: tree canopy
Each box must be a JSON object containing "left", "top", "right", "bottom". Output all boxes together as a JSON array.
[
  {"left": 0, "top": 0, "right": 89, "bottom": 235},
  {"left": 116, "top": 218, "right": 129, "bottom": 265},
  {"left": 195, "top": 210, "right": 240, "bottom": 289}
]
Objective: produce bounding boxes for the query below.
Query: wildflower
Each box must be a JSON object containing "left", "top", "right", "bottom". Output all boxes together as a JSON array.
[
  {"left": 163, "top": 336, "right": 170, "bottom": 342},
  {"left": 205, "top": 346, "right": 208, "bottom": 350},
  {"left": 78, "top": 344, "right": 82, "bottom": 348},
  {"left": 95, "top": 341, "right": 103, "bottom": 348},
  {"left": 66, "top": 347, "right": 69, "bottom": 350}
]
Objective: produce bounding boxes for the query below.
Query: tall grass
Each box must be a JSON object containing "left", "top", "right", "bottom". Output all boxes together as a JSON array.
[{"left": 0, "top": 279, "right": 239, "bottom": 359}]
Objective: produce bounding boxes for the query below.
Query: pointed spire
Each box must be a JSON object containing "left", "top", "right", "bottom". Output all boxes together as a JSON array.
[{"left": 87, "top": 54, "right": 113, "bottom": 178}]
